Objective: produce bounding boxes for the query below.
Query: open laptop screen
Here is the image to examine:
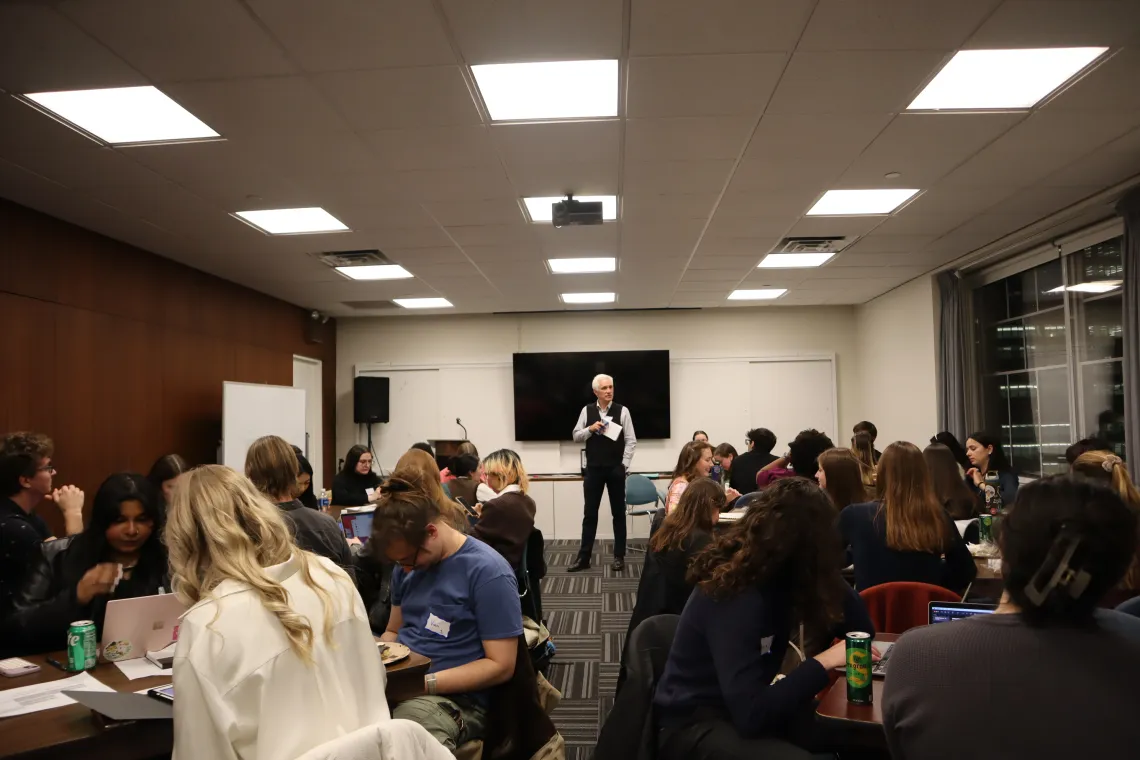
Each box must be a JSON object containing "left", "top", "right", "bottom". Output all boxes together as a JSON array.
[
  {"left": 340, "top": 510, "right": 374, "bottom": 542},
  {"left": 928, "top": 601, "right": 998, "bottom": 625}
]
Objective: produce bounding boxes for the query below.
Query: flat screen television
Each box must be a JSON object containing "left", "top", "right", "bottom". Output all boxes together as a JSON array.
[{"left": 512, "top": 350, "right": 671, "bottom": 441}]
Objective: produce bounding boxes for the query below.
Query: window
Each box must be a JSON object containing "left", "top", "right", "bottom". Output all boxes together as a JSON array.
[{"left": 972, "top": 234, "right": 1126, "bottom": 477}]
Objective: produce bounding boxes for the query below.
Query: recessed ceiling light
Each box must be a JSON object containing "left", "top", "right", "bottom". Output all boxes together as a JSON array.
[
  {"left": 1046, "top": 280, "right": 1122, "bottom": 294},
  {"left": 728, "top": 289, "right": 787, "bottom": 301},
  {"left": 524, "top": 196, "right": 618, "bottom": 223},
  {"left": 807, "top": 189, "right": 919, "bottom": 216},
  {"left": 908, "top": 48, "right": 1108, "bottom": 111},
  {"left": 471, "top": 60, "right": 619, "bottom": 121},
  {"left": 758, "top": 253, "right": 835, "bottom": 269},
  {"left": 233, "top": 208, "right": 349, "bottom": 235},
  {"left": 394, "top": 297, "right": 453, "bottom": 309},
  {"left": 561, "top": 292, "right": 616, "bottom": 304},
  {"left": 335, "top": 265, "right": 413, "bottom": 281},
  {"left": 548, "top": 257, "right": 617, "bottom": 274},
  {"left": 23, "top": 85, "right": 219, "bottom": 145}
]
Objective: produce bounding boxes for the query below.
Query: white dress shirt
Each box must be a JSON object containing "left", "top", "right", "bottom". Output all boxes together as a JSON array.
[
  {"left": 572, "top": 401, "right": 638, "bottom": 469},
  {"left": 172, "top": 554, "right": 390, "bottom": 760}
]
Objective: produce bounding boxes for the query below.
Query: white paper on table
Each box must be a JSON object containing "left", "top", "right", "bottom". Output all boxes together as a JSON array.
[
  {"left": 114, "top": 658, "right": 168, "bottom": 681},
  {"left": 602, "top": 421, "right": 622, "bottom": 441},
  {"left": 0, "top": 671, "right": 114, "bottom": 718}
]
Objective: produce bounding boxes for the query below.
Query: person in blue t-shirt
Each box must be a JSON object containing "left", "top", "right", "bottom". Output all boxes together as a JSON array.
[{"left": 373, "top": 477, "right": 523, "bottom": 750}]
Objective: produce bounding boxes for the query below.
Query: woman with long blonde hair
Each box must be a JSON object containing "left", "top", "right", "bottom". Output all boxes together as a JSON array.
[
  {"left": 1072, "top": 451, "right": 1140, "bottom": 589},
  {"left": 393, "top": 448, "right": 469, "bottom": 532},
  {"left": 838, "top": 441, "right": 975, "bottom": 592},
  {"left": 166, "top": 465, "right": 389, "bottom": 760}
]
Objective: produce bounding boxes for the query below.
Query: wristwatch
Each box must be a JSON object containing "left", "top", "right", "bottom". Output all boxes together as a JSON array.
[{"left": 425, "top": 673, "right": 438, "bottom": 696}]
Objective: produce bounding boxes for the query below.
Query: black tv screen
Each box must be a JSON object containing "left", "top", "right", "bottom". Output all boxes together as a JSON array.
[{"left": 512, "top": 350, "right": 671, "bottom": 441}]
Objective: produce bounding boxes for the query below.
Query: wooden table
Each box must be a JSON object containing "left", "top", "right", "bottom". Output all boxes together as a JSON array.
[
  {"left": 815, "top": 633, "right": 898, "bottom": 748},
  {"left": 0, "top": 648, "right": 429, "bottom": 759}
]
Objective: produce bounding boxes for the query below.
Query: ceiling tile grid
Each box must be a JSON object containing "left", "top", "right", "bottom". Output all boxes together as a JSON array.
[{"left": 0, "top": 0, "right": 1136, "bottom": 316}]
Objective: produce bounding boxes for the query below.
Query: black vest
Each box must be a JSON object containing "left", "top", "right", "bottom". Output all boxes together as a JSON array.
[{"left": 585, "top": 402, "right": 625, "bottom": 468}]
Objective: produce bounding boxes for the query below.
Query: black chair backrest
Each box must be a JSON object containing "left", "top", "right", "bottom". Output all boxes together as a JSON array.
[{"left": 593, "top": 614, "right": 681, "bottom": 760}]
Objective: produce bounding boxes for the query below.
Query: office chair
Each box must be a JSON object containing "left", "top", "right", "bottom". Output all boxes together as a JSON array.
[{"left": 625, "top": 474, "right": 664, "bottom": 554}]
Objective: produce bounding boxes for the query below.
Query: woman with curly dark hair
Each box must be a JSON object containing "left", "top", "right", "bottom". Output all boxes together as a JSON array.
[{"left": 653, "top": 478, "right": 875, "bottom": 759}]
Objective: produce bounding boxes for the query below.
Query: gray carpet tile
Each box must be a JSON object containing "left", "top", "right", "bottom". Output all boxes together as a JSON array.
[
  {"left": 601, "top": 633, "right": 626, "bottom": 665},
  {"left": 548, "top": 634, "right": 602, "bottom": 661},
  {"left": 546, "top": 610, "right": 600, "bottom": 636},
  {"left": 549, "top": 699, "right": 601, "bottom": 743},
  {"left": 603, "top": 591, "right": 637, "bottom": 612},
  {"left": 543, "top": 576, "right": 603, "bottom": 595},
  {"left": 545, "top": 593, "right": 604, "bottom": 611},
  {"left": 600, "top": 612, "right": 634, "bottom": 632},
  {"left": 546, "top": 661, "right": 599, "bottom": 699}
]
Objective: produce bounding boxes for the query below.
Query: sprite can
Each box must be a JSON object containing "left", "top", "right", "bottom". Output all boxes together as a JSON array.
[
  {"left": 978, "top": 513, "right": 994, "bottom": 543},
  {"left": 845, "top": 632, "right": 873, "bottom": 704},
  {"left": 67, "top": 620, "right": 97, "bottom": 671}
]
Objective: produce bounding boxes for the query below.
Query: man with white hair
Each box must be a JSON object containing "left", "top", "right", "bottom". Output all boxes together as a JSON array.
[{"left": 569, "top": 373, "right": 637, "bottom": 572}]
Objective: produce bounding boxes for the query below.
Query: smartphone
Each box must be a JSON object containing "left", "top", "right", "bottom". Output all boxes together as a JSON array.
[
  {"left": 148, "top": 685, "right": 175, "bottom": 703},
  {"left": 454, "top": 497, "right": 479, "bottom": 517},
  {"left": 0, "top": 657, "right": 41, "bottom": 677}
]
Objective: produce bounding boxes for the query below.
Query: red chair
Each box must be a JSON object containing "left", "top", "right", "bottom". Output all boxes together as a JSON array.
[{"left": 859, "top": 582, "right": 961, "bottom": 634}]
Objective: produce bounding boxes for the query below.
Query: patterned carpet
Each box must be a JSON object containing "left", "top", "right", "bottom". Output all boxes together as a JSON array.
[{"left": 542, "top": 539, "right": 644, "bottom": 760}]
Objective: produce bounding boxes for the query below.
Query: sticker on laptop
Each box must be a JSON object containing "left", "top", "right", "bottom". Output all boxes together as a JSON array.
[{"left": 103, "top": 640, "right": 132, "bottom": 661}]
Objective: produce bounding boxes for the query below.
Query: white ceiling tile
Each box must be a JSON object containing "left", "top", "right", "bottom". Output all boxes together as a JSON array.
[
  {"left": 786, "top": 215, "right": 887, "bottom": 238},
  {"left": 424, "top": 277, "right": 501, "bottom": 301},
  {"left": 446, "top": 224, "right": 537, "bottom": 247},
  {"left": 622, "top": 193, "right": 718, "bottom": 221},
  {"left": 242, "top": 131, "right": 380, "bottom": 177},
  {"left": 828, "top": 250, "right": 954, "bottom": 269},
  {"left": 696, "top": 237, "right": 780, "bottom": 257},
  {"left": 799, "top": 0, "right": 1001, "bottom": 51},
  {"left": 307, "top": 202, "right": 439, "bottom": 230},
  {"left": 921, "top": 230, "right": 1005, "bottom": 257},
  {"left": 358, "top": 166, "right": 518, "bottom": 203},
  {"left": 163, "top": 77, "right": 349, "bottom": 139},
  {"left": 491, "top": 121, "right": 621, "bottom": 167},
  {"left": 687, "top": 254, "right": 762, "bottom": 270},
  {"left": 60, "top": 0, "right": 295, "bottom": 82},
  {"left": 625, "top": 116, "right": 753, "bottom": 162},
  {"left": 460, "top": 245, "right": 543, "bottom": 265},
  {"left": 247, "top": 0, "right": 455, "bottom": 72},
  {"left": 1045, "top": 49, "right": 1140, "bottom": 112},
  {"left": 532, "top": 222, "right": 620, "bottom": 254},
  {"left": 618, "top": 257, "right": 689, "bottom": 276},
  {"left": 871, "top": 184, "right": 1020, "bottom": 235},
  {"left": 626, "top": 54, "right": 786, "bottom": 118},
  {"left": 382, "top": 247, "right": 471, "bottom": 267},
  {"left": 507, "top": 163, "right": 619, "bottom": 198},
  {"left": 838, "top": 112, "right": 1026, "bottom": 187},
  {"left": 629, "top": 0, "right": 815, "bottom": 55},
  {"left": 423, "top": 199, "right": 526, "bottom": 227},
  {"left": 478, "top": 258, "right": 549, "bottom": 280},
  {"left": 441, "top": 0, "right": 622, "bottom": 63},
  {"left": 714, "top": 187, "right": 820, "bottom": 218},
  {"left": 0, "top": 4, "right": 146, "bottom": 92},
  {"left": 674, "top": 280, "right": 738, "bottom": 293},
  {"left": 357, "top": 125, "right": 498, "bottom": 172},
  {"left": 0, "top": 95, "right": 105, "bottom": 153},
  {"left": 736, "top": 113, "right": 893, "bottom": 188},
  {"left": 314, "top": 67, "right": 480, "bottom": 130},
  {"left": 621, "top": 219, "right": 706, "bottom": 257},
  {"left": 680, "top": 268, "right": 749, "bottom": 283},
  {"left": 669, "top": 293, "right": 728, "bottom": 307},
  {"left": 765, "top": 51, "right": 948, "bottom": 115},
  {"left": 546, "top": 273, "right": 620, "bottom": 292},
  {"left": 1, "top": 147, "right": 167, "bottom": 191},
  {"left": 81, "top": 179, "right": 227, "bottom": 238},
  {"left": 738, "top": 269, "right": 812, "bottom": 287},
  {"left": 965, "top": 0, "right": 1140, "bottom": 48},
  {"left": 1040, "top": 128, "right": 1140, "bottom": 188},
  {"left": 404, "top": 261, "right": 485, "bottom": 280},
  {"left": 703, "top": 216, "right": 791, "bottom": 238},
  {"left": 843, "top": 234, "right": 938, "bottom": 254},
  {"left": 622, "top": 160, "right": 734, "bottom": 195}
]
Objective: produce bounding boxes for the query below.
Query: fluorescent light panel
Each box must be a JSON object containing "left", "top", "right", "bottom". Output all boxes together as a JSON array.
[
  {"left": 728, "top": 289, "right": 787, "bottom": 301},
  {"left": 908, "top": 48, "right": 1108, "bottom": 110},
  {"left": 234, "top": 207, "right": 348, "bottom": 235},
  {"left": 524, "top": 196, "right": 618, "bottom": 222},
  {"left": 807, "top": 189, "right": 918, "bottom": 216},
  {"left": 24, "top": 86, "right": 218, "bottom": 145},
  {"left": 561, "top": 292, "right": 615, "bottom": 304},
  {"left": 471, "top": 60, "right": 618, "bottom": 121},
  {"left": 394, "top": 297, "right": 453, "bottom": 309},
  {"left": 758, "top": 252, "right": 835, "bottom": 269},
  {"left": 1047, "top": 280, "right": 1122, "bottom": 294},
  {"left": 335, "top": 265, "right": 413, "bottom": 281},
  {"left": 548, "top": 257, "right": 616, "bottom": 274}
]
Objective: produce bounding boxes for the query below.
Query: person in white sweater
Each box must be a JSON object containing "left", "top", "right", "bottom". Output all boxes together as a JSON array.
[{"left": 165, "top": 465, "right": 390, "bottom": 760}]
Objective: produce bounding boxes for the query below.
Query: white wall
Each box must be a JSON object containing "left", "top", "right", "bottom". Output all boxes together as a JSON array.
[
  {"left": 854, "top": 276, "right": 939, "bottom": 448},
  {"left": 336, "top": 307, "right": 866, "bottom": 473}
]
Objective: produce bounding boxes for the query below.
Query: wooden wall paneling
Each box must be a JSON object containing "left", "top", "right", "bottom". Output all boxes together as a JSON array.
[
  {"left": 234, "top": 343, "right": 292, "bottom": 386},
  {"left": 0, "top": 294, "right": 57, "bottom": 435},
  {"left": 2, "top": 202, "right": 62, "bottom": 304},
  {"left": 161, "top": 328, "right": 237, "bottom": 467}
]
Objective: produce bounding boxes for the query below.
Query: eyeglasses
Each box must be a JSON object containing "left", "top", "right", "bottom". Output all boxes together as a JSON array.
[
  {"left": 392, "top": 546, "right": 421, "bottom": 572},
  {"left": 36, "top": 465, "right": 57, "bottom": 475}
]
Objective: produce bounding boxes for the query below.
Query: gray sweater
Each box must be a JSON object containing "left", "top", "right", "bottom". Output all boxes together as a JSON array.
[{"left": 883, "top": 611, "right": 1140, "bottom": 760}]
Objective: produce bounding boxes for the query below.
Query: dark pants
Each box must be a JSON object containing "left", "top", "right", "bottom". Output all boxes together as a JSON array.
[
  {"left": 579, "top": 464, "right": 626, "bottom": 560},
  {"left": 658, "top": 720, "right": 813, "bottom": 760}
]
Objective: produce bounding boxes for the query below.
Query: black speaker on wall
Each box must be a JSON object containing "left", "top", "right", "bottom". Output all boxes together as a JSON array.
[{"left": 353, "top": 376, "right": 390, "bottom": 423}]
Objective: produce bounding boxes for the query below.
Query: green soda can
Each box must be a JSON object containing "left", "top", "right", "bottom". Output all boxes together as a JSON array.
[
  {"left": 978, "top": 513, "right": 994, "bottom": 543},
  {"left": 845, "top": 632, "right": 873, "bottom": 704},
  {"left": 67, "top": 620, "right": 98, "bottom": 671}
]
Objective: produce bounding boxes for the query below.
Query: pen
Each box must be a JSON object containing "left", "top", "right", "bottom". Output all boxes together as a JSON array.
[{"left": 46, "top": 658, "right": 70, "bottom": 672}]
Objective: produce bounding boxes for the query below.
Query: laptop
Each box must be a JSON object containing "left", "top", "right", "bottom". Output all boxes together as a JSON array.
[
  {"left": 870, "top": 600, "right": 998, "bottom": 677},
  {"left": 340, "top": 506, "right": 375, "bottom": 543},
  {"left": 100, "top": 593, "right": 186, "bottom": 662}
]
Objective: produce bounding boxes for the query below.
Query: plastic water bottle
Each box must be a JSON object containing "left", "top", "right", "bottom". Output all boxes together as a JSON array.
[{"left": 319, "top": 488, "right": 331, "bottom": 513}]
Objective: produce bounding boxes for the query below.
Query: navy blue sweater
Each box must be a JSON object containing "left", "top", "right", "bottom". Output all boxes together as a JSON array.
[
  {"left": 653, "top": 583, "right": 873, "bottom": 738},
  {"left": 839, "top": 501, "right": 976, "bottom": 592}
]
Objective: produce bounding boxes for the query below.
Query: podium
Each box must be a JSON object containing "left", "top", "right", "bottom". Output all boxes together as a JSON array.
[{"left": 429, "top": 439, "right": 467, "bottom": 471}]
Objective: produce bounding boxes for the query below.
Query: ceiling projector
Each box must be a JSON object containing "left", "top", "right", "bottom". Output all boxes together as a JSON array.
[{"left": 552, "top": 197, "right": 603, "bottom": 227}]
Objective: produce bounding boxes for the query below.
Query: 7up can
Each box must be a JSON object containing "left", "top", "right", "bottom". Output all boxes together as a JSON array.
[
  {"left": 845, "top": 632, "right": 873, "bottom": 704},
  {"left": 67, "top": 620, "right": 97, "bottom": 671}
]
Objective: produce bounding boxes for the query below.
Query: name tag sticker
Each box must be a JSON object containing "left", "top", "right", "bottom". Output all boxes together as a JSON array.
[
  {"left": 760, "top": 635, "right": 774, "bottom": 655},
  {"left": 426, "top": 613, "right": 451, "bottom": 638}
]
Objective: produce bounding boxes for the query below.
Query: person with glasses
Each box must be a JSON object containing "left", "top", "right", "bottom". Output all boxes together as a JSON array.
[
  {"left": 0, "top": 432, "right": 85, "bottom": 623},
  {"left": 373, "top": 477, "right": 523, "bottom": 751},
  {"left": 332, "top": 444, "right": 383, "bottom": 507}
]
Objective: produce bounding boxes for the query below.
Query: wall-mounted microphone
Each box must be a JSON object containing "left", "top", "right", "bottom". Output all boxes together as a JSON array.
[{"left": 457, "top": 418, "right": 468, "bottom": 439}]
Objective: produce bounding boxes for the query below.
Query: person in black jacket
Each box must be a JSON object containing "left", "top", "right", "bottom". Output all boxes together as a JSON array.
[
  {"left": 472, "top": 449, "right": 536, "bottom": 568},
  {"left": 246, "top": 436, "right": 355, "bottom": 584},
  {"left": 331, "top": 445, "right": 381, "bottom": 507},
  {"left": 146, "top": 453, "right": 189, "bottom": 506},
  {"left": 727, "top": 428, "right": 778, "bottom": 496},
  {"left": 5, "top": 473, "right": 168, "bottom": 654}
]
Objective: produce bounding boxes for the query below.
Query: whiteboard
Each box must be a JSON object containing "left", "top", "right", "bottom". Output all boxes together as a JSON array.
[
  {"left": 748, "top": 359, "right": 838, "bottom": 449},
  {"left": 222, "top": 382, "right": 307, "bottom": 472}
]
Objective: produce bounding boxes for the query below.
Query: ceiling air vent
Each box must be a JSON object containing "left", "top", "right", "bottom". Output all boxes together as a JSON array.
[
  {"left": 313, "top": 249, "right": 392, "bottom": 268},
  {"left": 775, "top": 236, "right": 855, "bottom": 255},
  {"left": 342, "top": 300, "right": 403, "bottom": 311}
]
